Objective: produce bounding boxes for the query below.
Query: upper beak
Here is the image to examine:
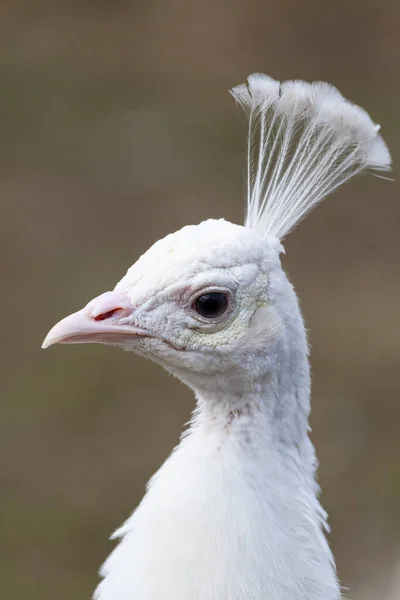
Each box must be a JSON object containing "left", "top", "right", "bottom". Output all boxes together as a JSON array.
[{"left": 42, "top": 290, "right": 151, "bottom": 349}]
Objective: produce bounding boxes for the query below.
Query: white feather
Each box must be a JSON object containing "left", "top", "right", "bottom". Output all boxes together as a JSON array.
[{"left": 230, "top": 73, "right": 391, "bottom": 240}]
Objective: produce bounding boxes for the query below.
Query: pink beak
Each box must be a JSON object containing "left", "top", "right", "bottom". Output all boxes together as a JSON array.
[{"left": 42, "top": 290, "right": 151, "bottom": 349}]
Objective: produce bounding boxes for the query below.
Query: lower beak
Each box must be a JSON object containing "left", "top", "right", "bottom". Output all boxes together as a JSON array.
[{"left": 42, "top": 290, "right": 150, "bottom": 349}]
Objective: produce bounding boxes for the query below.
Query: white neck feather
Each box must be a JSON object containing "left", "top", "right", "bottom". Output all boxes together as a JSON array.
[
  {"left": 95, "top": 355, "right": 341, "bottom": 600},
  {"left": 193, "top": 369, "right": 309, "bottom": 451}
]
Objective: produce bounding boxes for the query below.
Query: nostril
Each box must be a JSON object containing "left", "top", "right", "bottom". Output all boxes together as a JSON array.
[
  {"left": 88, "top": 292, "right": 134, "bottom": 322},
  {"left": 93, "top": 308, "right": 123, "bottom": 322}
]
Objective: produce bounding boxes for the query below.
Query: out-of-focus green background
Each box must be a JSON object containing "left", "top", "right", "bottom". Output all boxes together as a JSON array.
[{"left": 1, "top": 1, "right": 399, "bottom": 599}]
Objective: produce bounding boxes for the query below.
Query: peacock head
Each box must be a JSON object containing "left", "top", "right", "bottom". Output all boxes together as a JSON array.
[
  {"left": 42, "top": 219, "right": 289, "bottom": 388},
  {"left": 42, "top": 74, "right": 390, "bottom": 390}
]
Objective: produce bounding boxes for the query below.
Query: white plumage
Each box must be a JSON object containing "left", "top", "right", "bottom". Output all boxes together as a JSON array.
[
  {"left": 42, "top": 74, "right": 391, "bottom": 600},
  {"left": 231, "top": 74, "right": 390, "bottom": 239}
]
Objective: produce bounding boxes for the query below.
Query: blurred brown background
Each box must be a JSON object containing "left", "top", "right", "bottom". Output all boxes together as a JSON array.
[{"left": 1, "top": 1, "right": 399, "bottom": 599}]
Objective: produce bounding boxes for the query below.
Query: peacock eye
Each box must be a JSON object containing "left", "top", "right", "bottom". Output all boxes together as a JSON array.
[{"left": 193, "top": 292, "right": 229, "bottom": 319}]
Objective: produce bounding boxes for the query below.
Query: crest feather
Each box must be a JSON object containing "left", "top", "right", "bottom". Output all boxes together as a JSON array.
[{"left": 230, "top": 73, "right": 391, "bottom": 240}]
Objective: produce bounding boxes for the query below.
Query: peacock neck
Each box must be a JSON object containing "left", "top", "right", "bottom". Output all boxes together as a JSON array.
[
  {"left": 191, "top": 351, "right": 313, "bottom": 457},
  {"left": 163, "top": 371, "right": 340, "bottom": 600},
  {"left": 98, "top": 349, "right": 340, "bottom": 600}
]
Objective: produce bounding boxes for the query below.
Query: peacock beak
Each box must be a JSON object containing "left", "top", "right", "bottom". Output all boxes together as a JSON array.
[{"left": 42, "top": 290, "right": 151, "bottom": 349}]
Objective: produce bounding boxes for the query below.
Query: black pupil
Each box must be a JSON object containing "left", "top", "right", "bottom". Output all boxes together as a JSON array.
[{"left": 194, "top": 293, "right": 228, "bottom": 318}]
